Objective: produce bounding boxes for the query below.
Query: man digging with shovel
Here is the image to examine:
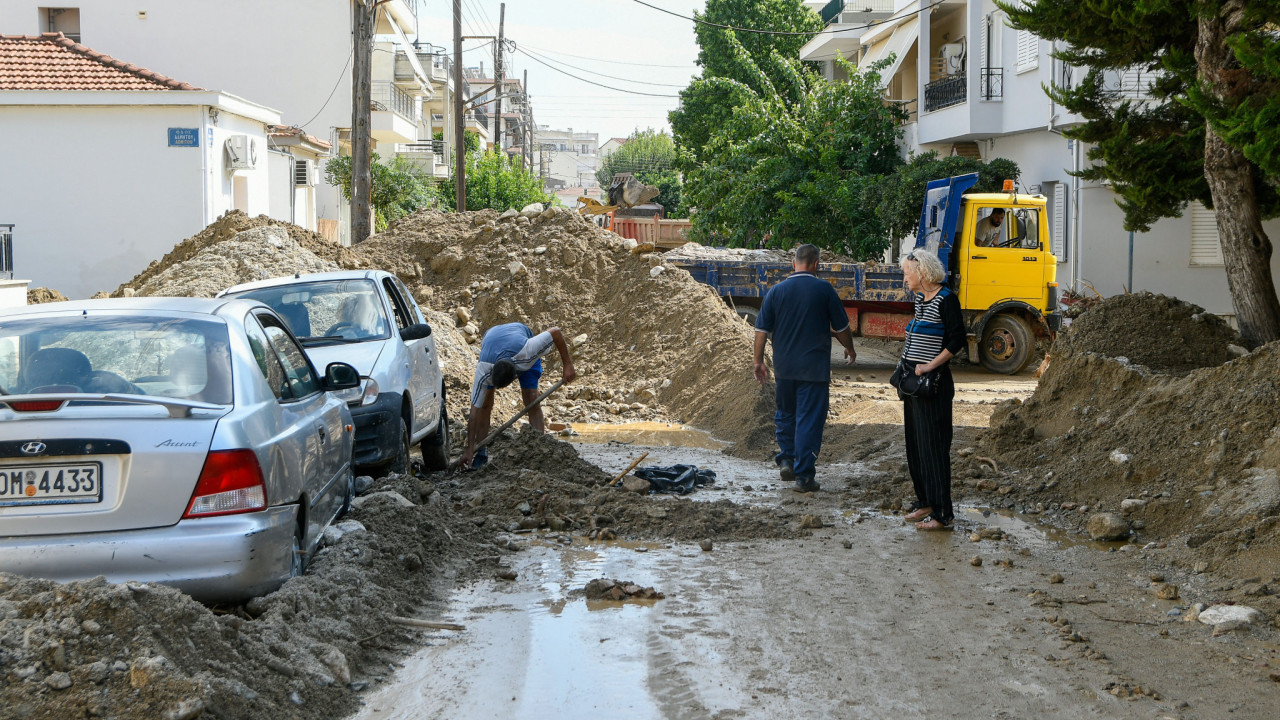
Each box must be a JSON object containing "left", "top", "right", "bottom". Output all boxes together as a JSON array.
[{"left": 459, "top": 323, "right": 577, "bottom": 469}]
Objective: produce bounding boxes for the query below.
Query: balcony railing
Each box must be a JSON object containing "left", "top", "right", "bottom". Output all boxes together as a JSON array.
[
  {"left": 924, "top": 74, "right": 967, "bottom": 112},
  {"left": 820, "top": 0, "right": 895, "bottom": 24},
  {"left": 819, "top": 0, "right": 844, "bottom": 23},
  {"left": 472, "top": 107, "right": 488, "bottom": 125},
  {"left": 1102, "top": 67, "right": 1160, "bottom": 99},
  {"left": 980, "top": 68, "right": 1003, "bottom": 100},
  {"left": 372, "top": 82, "right": 419, "bottom": 122},
  {"left": 395, "top": 140, "right": 445, "bottom": 155}
]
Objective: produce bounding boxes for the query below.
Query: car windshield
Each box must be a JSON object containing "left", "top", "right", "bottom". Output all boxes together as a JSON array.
[
  {"left": 0, "top": 314, "right": 233, "bottom": 404},
  {"left": 226, "top": 279, "right": 391, "bottom": 345}
]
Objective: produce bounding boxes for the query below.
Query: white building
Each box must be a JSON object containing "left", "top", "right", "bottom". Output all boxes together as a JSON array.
[
  {"left": 535, "top": 126, "right": 599, "bottom": 189},
  {"left": 800, "top": 0, "right": 1280, "bottom": 322},
  {"left": 0, "top": 0, "right": 428, "bottom": 245},
  {"left": 0, "top": 33, "right": 280, "bottom": 298},
  {"left": 600, "top": 137, "right": 629, "bottom": 158}
]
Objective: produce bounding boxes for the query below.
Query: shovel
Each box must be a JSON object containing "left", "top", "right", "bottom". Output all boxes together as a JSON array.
[{"left": 449, "top": 379, "right": 565, "bottom": 470}]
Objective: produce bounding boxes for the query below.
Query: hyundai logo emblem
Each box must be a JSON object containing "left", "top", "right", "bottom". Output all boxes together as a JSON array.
[{"left": 20, "top": 441, "right": 47, "bottom": 456}]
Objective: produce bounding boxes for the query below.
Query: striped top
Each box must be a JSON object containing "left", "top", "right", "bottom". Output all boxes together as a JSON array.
[{"left": 902, "top": 287, "right": 966, "bottom": 363}]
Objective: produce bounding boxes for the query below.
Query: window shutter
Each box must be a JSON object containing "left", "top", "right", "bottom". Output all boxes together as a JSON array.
[
  {"left": 1046, "top": 182, "right": 1067, "bottom": 259},
  {"left": 1016, "top": 30, "right": 1038, "bottom": 73},
  {"left": 979, "top": 17, "right": 988, "bottom": 70},
  {"left": 1190, "top": 203, "right": 1224, "bottom": 266}
]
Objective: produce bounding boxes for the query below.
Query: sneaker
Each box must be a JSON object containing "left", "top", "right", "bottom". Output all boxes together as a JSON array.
[
  {"left": 795, "top": 475, "right": 820, "bottom": 493},
  {"left": 778, "top": 457, "right": 795, "bottom": 484}
]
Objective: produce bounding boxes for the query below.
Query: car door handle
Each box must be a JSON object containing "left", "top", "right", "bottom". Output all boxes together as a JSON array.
[
  {"left": 316, "top": 424, "right": 327, "bottom": 443},
  {"left": 971, "top": 255, "right": 987, "bottom": 260}
]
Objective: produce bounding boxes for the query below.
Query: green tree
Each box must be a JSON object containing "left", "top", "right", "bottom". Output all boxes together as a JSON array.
[
  {"left": 325, "top": 153, "right": 441, "bottom": 232},
  {"left": 595, "top": 129, "right": 685, "bottom": 214},
  {"left": 446, "top": 146, "right": 551, "bottom": 212},
  {"left": 873, "top": 153, "right": 1021, "bottom": 246},
  {"left": 1001, "top": 0, "right": 1280, "bottom": 345}
]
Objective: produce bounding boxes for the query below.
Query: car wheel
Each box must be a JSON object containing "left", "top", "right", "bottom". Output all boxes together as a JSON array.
[
  {"left": 384, "top": 416, "right": 411, "bottom": 476},
  {"left": 338, "top": 471, "right": 355, "bottom": 518},
  {"left": 421, "top": 399, "right": 451, "bottom": 472},
  {"left": 979, "top": 314, "right": 1034, "bottom": 375},
  {"left": 289, "top": 524, "right": 307, "bottom": 579}
]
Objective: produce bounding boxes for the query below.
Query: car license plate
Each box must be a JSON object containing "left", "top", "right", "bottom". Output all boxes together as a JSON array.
[{"left": 0, "top": 463, "right": 103, "bottom": 506}]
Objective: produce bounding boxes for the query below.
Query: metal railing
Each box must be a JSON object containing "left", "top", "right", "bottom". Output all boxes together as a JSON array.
[
  {"left": 924, "top": 74, "right": 967, "bottom": 111},
  {"left": 0, "top": 224, "right": 12, "bottom": 279},
  {"left": 472, "top": 107, "right": 488, "bottom": 125},
  {"left": 1102, "top": 67, "right": 1160, "bottom": 99},
  {"left": 980, "top": 67, "right": 1003, "bottom": 100},
  {"left": 372, "top": 83, "right": 419, "bottom": 121},
  {"left": 820, "top": 0, "right": 895, "bottom": 24},
  {"left": 820, "top": 0, "right": 845, "bottom": 24}
]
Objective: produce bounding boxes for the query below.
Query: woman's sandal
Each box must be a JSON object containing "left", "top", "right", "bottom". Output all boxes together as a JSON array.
[
  {"left": 904, "top": 505, "right": 932, "bottom": 522},
  {"left": 914, "top": 516, "right": 953, "bottom": 531}
]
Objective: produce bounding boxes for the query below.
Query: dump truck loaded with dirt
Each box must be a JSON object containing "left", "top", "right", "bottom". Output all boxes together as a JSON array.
[{"left": 668, "top": 174, "right": 1062, "bottom": 374}]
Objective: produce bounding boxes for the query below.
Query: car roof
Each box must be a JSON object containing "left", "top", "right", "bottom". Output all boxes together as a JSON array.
[
  {"left": 220, "top": 270, "right": 385, "bottom": 296},
  {"left": 0, "top": 296, "right": 268, "bottom": 319}
]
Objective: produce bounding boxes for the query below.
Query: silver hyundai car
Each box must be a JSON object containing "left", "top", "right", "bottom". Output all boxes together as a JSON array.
[{"left": 0, "top": 297, "right": 360, "bottom": 602}]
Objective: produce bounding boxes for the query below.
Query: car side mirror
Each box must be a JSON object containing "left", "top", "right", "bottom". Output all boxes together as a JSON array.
[
  {"left": 324, "top": 362, "right": 360, "bottom": 390},
  {"left": 400, "top": 323, "right": 433, "bottom": 341}
]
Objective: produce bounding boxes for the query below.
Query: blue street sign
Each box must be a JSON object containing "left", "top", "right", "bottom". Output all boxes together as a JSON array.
[{"left": 168, "top": 128, "right": 199, "bottom": 147}]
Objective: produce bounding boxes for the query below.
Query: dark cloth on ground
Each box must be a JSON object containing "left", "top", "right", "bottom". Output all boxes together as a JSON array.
[{"left": 633, "top": 465, "right": 717, "bottom": 495}]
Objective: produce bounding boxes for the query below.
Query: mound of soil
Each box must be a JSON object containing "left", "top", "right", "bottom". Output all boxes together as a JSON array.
[
  {"left": 26, "top": 287, "right": 66, "bottom": 304},
  {"left": 968, "top": 292, "right": 1279, "bottom": 612},
  {"left": 1056, "top": 292, "right": 1241, "bottom": 373},
  {"left": 425, "top": 428, "right": 797, "bottom": 542},
  {"left": 0, "top": 485, "right": 495, "bottom": 720}
]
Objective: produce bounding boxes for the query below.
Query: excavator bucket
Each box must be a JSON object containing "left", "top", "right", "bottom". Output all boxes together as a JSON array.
[
  {"left": 576, "top": 197, "right": 618, "bottom": 216},
  {"left": 607, "top": 173, "right": 660, "bottom": 209}
]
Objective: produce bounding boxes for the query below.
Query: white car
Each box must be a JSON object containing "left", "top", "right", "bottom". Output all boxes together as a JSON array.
[
  {"left": 220, "top": 270, "right": 449, "bottom": 473},
  {"left": 0, "top": 297, "right": 360, "bottom": 601}
]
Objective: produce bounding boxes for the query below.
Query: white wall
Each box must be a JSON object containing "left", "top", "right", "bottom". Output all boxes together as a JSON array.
[{"left": 0, "top": 102, "right": 271, "bottom": 298}]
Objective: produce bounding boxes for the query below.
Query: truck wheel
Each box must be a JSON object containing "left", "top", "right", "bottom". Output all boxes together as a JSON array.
[
  {"left": 730, "top": 300, "right": 760, "bottom": 325},
  {"left": 979, "top": 314, "right": 1034, "bottom": 375},
  {"left": 420, "top": 399, "right": 450, "bottom": 472}
]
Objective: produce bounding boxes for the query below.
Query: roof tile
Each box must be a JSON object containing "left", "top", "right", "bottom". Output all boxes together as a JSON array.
[{"left": 0, "top": 32, "right": 204, "bottom": 91}]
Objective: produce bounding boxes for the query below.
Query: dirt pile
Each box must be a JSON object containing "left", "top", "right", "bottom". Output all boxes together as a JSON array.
[
  {"left": 114, "top": 211, "right": 356, "bottom": 298},
  {"left": 356, "top": 207, "right": 774, "bottom": 450},
  {"left": 967, "top": 292, "right": 1280, "bottom": 610},
  {"left": 0, "top": 484, "right": 494, "bottom": 720},
  {"left": 423, "top": 428, "right": 797, "bottom": 542},
  {"left": 25, "top": 287, "right": 66, "bottom": 304}
]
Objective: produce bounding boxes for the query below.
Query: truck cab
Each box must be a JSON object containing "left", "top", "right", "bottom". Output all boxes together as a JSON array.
[{"left": 917, "top": 174, "right": 1060, "bottom": 373}]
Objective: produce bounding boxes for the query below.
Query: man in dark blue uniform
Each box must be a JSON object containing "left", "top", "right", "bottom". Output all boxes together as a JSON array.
[{"left": 753, "top": 244, "right": 856, "bottom": 492}]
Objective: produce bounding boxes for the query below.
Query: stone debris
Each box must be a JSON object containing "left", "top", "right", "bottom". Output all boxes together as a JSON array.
[
  {"left": 1197, "top": 604, "right": 1263, "bottom": 632},
  {"left": 582, "top": 578, "right": 664, "bottom": 601},
  {"left": 1086, "top": 513, "right": 1129, "bottom": 541}
]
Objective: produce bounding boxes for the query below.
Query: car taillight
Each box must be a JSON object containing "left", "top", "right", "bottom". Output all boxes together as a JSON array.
[
  {"left": 183, "top": 449, "right": 267, "bottom": 518},
  {"left": 7, "top": 401, "right": 65, "bottom": 412}
]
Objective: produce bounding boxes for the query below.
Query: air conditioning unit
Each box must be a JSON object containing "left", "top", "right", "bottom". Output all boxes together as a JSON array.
[
  {"left": 224, "top": 135, "right": 257, "bottom": 169},
  {"left": 940, "top": 42, "right": 966, "bottom": 76},
  {"left": 293, "top": 159, "right": 317, "bottom": 186}
]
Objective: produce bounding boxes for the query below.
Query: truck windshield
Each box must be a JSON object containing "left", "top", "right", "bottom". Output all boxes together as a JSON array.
[
  {"left": 0, "top": 315, "right": 233, "bottom": 404},
  {"left": 227, "top": 279, "right": 391, "bottom": 345}
]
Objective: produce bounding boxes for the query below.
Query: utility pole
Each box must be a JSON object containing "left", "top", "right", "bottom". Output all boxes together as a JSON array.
[
  {"left": 523, "top": 69, "right": 531, "bottom": 171},
  {"left": 351, "top": 0, "right": 375, "bottom": 243},
  {"left": 495, "top": 3, "right": 505, "bottom": 153},
  {"left": 453, "top": 0, "right": 465, "bottom": 212}
]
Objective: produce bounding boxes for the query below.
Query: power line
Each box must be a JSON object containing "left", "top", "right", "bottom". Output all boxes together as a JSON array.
[
  {"left": 630, "top": 0, "right": 948, "bottom": 37},
  {"left": 516, "top": 42, "right": 697, "bottom": 69},
  {"left": 518, "top": 45, "right": 689, "bottom": 88},
  {"left": 514, "top": 47, "right": 681, "bottom": 98}
]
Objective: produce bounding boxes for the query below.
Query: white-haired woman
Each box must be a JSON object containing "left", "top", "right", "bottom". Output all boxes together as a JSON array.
[{"left": 898, "top": 249, "right": 966, "bottom": 530}]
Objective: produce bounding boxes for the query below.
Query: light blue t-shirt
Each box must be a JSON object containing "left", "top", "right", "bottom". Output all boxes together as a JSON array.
[{"left": 470, "top": 323, "right": 554, "bottom": 407}]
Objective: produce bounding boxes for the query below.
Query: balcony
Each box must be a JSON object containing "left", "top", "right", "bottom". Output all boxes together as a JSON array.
[
  {"left": 395, "top": 141, "right": 450, "bottom": 178},
  {"left": 1102, "top": 67, "right": 1161, "bottom": 100},
  {"left": 819, "top": 0, "right": 895, "bottom": 25},
  {"left": 371, "top": 83, "right": 419, "bottom": 143},
  {"left": 980, "top": 67, "right": 1002, "bottom": 101},
  {"left": 924, "top": 74, "right": 966, "bottom": 112}
]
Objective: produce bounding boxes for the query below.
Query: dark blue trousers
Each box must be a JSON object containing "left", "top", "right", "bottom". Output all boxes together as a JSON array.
[{"left": 774, "top": 378, "right": 829, "bottom": 480}]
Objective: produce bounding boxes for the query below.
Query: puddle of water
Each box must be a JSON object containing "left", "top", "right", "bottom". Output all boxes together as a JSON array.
[
  {"left": 961, "top": 507, "right": 1130, "bottom": 551},
  {"left": 565, "top": 421, "right": 729, "bottom": 450},
  {"left": 353, "top": 543, "right": 672, "bottom": 720}
]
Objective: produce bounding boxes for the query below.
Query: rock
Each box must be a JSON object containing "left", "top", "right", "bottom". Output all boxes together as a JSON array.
[
  {"left": 1049, "top": 573, "right": 1065, "bottom": 584},
  {"left": 799, "top": 514, "right": 824, "bottom": 529},
  {"left": 539, "top": 208, "right": 556, "bottom": 220},
  {"left": 353, "top": 475, "right": 375, "bottom": 494},
  {"left": 1109, "top": 449, "right": 1132, "bottom": 465},
  {"left": 1197, "top": 604, "right": 1263, "bottom": 632},
  {"left": 621, "top": 476, "right": 651, "bottom": 494},
  {"left": 520, "top": 202, "right": 545, "bottom": 216},
  {"left": 81, "top": 619, "right": 101, "bottom": 635},
  {"left": 508, "top": 261, "right": 528, "bottom": 278},
  {"left": 322, "top": 519, "right": 367, "bottom": 545},
  {"left": 649, "top": 265, "right": 666, "bottom": 278},
  {"left": 970, "top": 556, "right": 983, "bottom": 567},
  {"left": 165, "top": 699, "right": 205, "bottom": 720},
  {"left": 1155, "top": 583, "right": 1180, "bottom": 600},
  {"left": 85, "top": 661, "right": 111, "bottom": 684},
  {"left": 699, "top": 539, "right": 714, "bottom": 552},
  {"left": 351, "top": 491, "right": 414, "bottom": 509},
  {"left": 499, "top": 208, "right": 519, "bottom": 221},
  {"left": 571, "top": 333, "right": 589, "bottom": 347},
  {"left": 842, "top": 540, "right": 853, "bottom": 549},
  {"left": 517, "top": 501, "right": 532, "bottom": 516},
  {"left": 621, "top": 238, "right": 639, "bottom": 251},
  {"left": 534, "top": 245, "right": 547, "bottom": 254},
  {"left": 1227, "top": 343, "right": 1249, "bottom": 357},
  {"left": 1086, "top": 512, "right": 1129, "bottom": 541},
  {"left": 129, "top": 656, "right": 171, "bottom": 689},
  {"left": 454, "top": 306, "right": 472, "bottom": 325},
  {"left": 45, "top": 672, "right": 72, "bottom": 690},
  {"left": 631, "top": 242, "right": 657, "bottom": 254},
  {"left": 1149, "top": 573, "right": 1165, "bottom": 583},
  {"left": 400, "top": 553, "right": 424, "bottom": 571},
  {"left": 497, "top": 569, "right": 518, "bottom": 581},
  {"left": 1120, "top": 498, "right": 1146, "bottom": 514}
]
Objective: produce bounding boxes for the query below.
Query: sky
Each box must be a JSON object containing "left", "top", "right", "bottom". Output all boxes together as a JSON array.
[{"left": 413, "top": 0, "right": 703, "bottom": 142}]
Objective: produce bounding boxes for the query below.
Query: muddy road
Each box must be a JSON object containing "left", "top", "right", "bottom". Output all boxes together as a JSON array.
[{"left": 348, "top": 368, "right": 1278, "bottom": 720}]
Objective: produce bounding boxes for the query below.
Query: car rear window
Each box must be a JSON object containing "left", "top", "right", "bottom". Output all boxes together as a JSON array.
[
  {"left": 0, "top": 315, "right": 233, "bottom": 404},
  {"left": 225, "top": 279, "right": 390, "bottom": 345}
]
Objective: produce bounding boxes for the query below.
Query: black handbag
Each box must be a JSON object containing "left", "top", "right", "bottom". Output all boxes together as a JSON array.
[{"left": 890, "top": 359, "right": 939, "bottom": 398}]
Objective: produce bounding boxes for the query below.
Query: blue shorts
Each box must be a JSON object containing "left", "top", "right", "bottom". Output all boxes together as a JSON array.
[{"left": 518, "top": 359, "right": 542, "bottom": 390}]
